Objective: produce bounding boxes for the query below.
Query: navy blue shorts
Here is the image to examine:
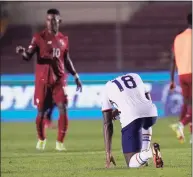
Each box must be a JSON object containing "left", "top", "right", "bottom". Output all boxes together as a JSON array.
[{"left": 121, "top": 117, "right": 157, "bottom": 154}]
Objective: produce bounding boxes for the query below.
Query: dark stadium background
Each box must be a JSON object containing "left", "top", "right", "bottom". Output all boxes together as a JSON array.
[
  {"left": 1, "top": 2, "right": 192, "bottom": 177},
  {"left": 0, "top": 1, "right": 192, "bottom": 121}
]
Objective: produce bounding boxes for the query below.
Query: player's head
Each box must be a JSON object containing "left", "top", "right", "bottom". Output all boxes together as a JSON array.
[
  {"left": 187, "top": 13, "right": 192, "bottom": 26},
  {"left": 46, "top": 9, "right": 61, "bottom": 33}
]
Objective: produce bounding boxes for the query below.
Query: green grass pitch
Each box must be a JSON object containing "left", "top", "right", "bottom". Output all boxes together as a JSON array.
[{"left": 1, "top": 117, "right": 191, "bottom": 177}]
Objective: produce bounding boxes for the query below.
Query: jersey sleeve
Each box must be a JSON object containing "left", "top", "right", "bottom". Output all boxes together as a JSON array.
[
  {"left": 27, "top": 34, "right": 39, "bottom": 55},
  {"left": 144, "top": 84, "right": 149, "bottom": 93},
  {"left": 144, "top": 83, "right": 152, "bottom": 101},
  {"left": 101, "top": 86, "right": 112, "bottom": 111}
]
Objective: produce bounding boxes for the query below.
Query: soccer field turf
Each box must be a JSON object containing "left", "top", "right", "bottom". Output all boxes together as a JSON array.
[{"left": 1, "top": 117, "right": 191, "bottom": 177}]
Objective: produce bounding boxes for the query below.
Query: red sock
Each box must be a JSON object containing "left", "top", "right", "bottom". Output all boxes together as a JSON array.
[
  {"left": 36, "top": 115, "right": 46, "bottom": 140},
  {"left": 180, "top": 104, "right": 188, "bottom": 121},
  {"left": 57, "top": 113, "right": 68, "bottom": 143},
  {"left": 181, "top": 106, "right": 192, "bottom": 126},
  {"left": 189, "top": 123, "right": 192, "bottom": 134}
]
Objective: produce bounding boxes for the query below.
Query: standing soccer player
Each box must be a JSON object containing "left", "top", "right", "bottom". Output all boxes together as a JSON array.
[
  {"left": 170, "top": 13, "right": 192, "bottom": 144},
  {"left": 16, "top": 9, "right": 82, "bottom": 151},
  {"left": 101, "top": 73, "right": 163, "bottom": 168}
]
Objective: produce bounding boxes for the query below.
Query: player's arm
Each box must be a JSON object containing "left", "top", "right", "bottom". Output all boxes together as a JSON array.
[
  {"left": 64, "top": 51, "right": 82, "bottom": 91},
  {"left": 103, "top": 110, "right": 113, "bottom": 155},
  {"left": 101, "top": 89, "right": 116, "bottom": 168},
  {"left": 64, "top": 51, "right": 77, "bottom": 76},
  {"left": 103, "top": 110, "right": 116, "bottom": 168},
  {"left": 16, "top": 35, "right": 38, "bottom": 61},
  {"left": 170, "top": 47, "right": 176, "bottom": 90},
  {"left": 170, "top": 52, "right": 176, "bottom": 82},
  {"left": 112, "top": 109, "right": 121, "bottom": 120}
]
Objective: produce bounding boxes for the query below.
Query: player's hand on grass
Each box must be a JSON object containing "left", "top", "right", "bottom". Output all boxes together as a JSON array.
[
  {"left": 16, "top": 46, "right": 25, "bottom": 54},
  {"left": 105, "top": 153, "right": 116, "bottom": 168},
  {"left": 75, "top": 78, "right": 82, "bottom": 92},
  {"left": 169, "top": 81, "right": 175, "bottom": 91}
]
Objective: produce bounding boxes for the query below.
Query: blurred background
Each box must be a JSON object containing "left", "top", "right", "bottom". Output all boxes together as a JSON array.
[{"left": 0, "top": 1, "right": 192, "bottom": 121}]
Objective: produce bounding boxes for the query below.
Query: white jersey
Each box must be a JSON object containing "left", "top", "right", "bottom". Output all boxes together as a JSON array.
[{"left": 101, "top": 73, "right": 158, "bottom": 128}]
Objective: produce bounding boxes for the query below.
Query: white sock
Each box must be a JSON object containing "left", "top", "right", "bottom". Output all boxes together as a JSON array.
[
  {"left": 129, "top": 150, "right": 152, "bottom": 168},
  {"left": 141, "top": 127, "right": 152, "bottom": 151},
  {"left": 179, "top": 122, "right": 184, "bottom": 129}
]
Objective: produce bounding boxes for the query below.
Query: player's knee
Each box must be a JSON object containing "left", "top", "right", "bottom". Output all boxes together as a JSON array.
[
  {"left": 57, "top": 102, "right": 67, "bottom": 114},
  {"left": 143, "top": 117, "right": 157, "bottom": 130},
  {"left": 37, "top": 111, "right": 44, "bottom": 118}
]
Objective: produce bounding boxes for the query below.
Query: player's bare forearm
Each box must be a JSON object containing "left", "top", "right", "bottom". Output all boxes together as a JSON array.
[
  {"left": 64, "top": 51, "right": 82, "bottom": 91},
  {"left": 64, "top": 52, "right": 77, "bottom": 76},
  {"left": 22, "top": 51, "right": 33, "bottom": 61},
  {"left": 16, "top": 46, "right": 36, "bottom": 61},
  {"left": 170, "top": 60, "right": 176, "bottom": 82},
  {"left": 170, "top": 53, "right": 176, "bottom": 82},
  {"left": 103, "top": 111, "right": 113, "bottom": 154}
]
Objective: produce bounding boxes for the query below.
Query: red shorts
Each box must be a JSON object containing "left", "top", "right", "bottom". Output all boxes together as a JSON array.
[
  {"left": 179, "top": 73, "right": 192, "bottom": 99},
  {"left": 34, "top": 81, "right": 68, "bottom": 110}
]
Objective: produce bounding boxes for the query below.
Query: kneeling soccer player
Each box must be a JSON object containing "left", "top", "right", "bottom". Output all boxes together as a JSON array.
[{"left": 101, "top": 73, "right": 164, "bottom": 168}]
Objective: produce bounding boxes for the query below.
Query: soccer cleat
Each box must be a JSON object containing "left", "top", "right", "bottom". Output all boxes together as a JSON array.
[
  {"left": 36, "top": 139, "right": 46, "bottom": 150},
  {"left": 170, "top": 123, "right": 185, "bottom": 143},
  {"left": 55, "top": 141, "right": 67, "bottom": 151},
  {"left": 152, "top": 143, "right": 164, "bottom": 168}
]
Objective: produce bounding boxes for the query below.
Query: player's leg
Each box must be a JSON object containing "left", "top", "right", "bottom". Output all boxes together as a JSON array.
[
  {"left": 179, "top": 75, "right": 188, "bottom": 121},
  {"left": 141, "top": 126, "right": 152, "bottom": 167},
  {"left": 186, "top": 76, "right": 192, "bottom": 143},
  {"left": 180, "top": 98, "right": 192, "bottom": 128},
  {"left": 141, "top": 127, "right": 152, "bottom": 151},
  {"left": 122, "top": 118, "right": 153, "bottom": 168},
  {"left": 55, "top": 102, "right": 68, "bottom": 151},
  {"left": 170, "top": 77, "right": 187, "bottom": 142},
  {"left": 44, "top": 103, "right": 57, "bottom": 129},
  {"left": 53, "top": 83, "right": 68, "bottom": 151},
  {"left": 171, "top": 74, "right": 192, "bottom": 143},
  {"left": 45, "top": 105, "right": 53, "bottom": 121},
  {"left": 180, "top": 103, "right": 188, "bottom": 121},
  {"left": 180, "top": 74, "right": 192, "bottom": 126},
  {"left": 36, "top": 110, "right": 47, "bottom": 150},
  {"left": 189, "top": 122, "right": 192, "bottom": 144},
  {"left": 142, "top": 117, "right": 163, "bottom": 168},
  {"left": 141, "top": 117, "right": 157, "bottom": 151},
  {"left": 34, "top": 84, "right": 50, "bottom": 150},
  {"left": 171, "top": 98, "right": 189, "bottom": 143}
]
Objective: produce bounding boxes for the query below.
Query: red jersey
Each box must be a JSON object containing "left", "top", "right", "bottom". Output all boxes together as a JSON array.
[{"left": 28, "top": 29, "right": 69, "bottom": 85}]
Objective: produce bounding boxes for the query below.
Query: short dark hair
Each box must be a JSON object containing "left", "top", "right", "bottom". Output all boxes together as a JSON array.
[
  {"left": 187, "top": 13, "right": 192, "bottom": 25},
  {"left": 47, "top": 9, "right": 60, "bottom": 15}
]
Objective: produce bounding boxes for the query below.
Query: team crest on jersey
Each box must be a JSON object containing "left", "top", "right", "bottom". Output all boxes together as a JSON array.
[
  {"left": 59, "top": 39, "right": 66, "bottom": 47},
  {"left": 47, "top": 41, "right": 52, "bottom": 44}
]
